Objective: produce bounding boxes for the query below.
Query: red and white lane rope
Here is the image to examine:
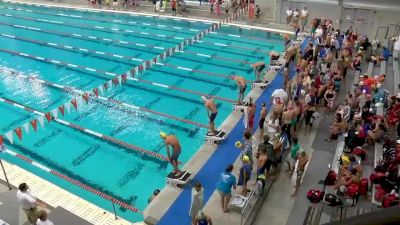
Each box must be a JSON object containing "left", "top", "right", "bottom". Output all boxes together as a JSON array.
[
  {"left": 0, "top": 5, "right": 198, "bottom": 35},
  {"left": 0, "top": 11, "right": 187, "bottom": 42},
  {"left": 0, "top": 32, "right": 254, "bottom": 82},
  {"left": 2, "top": 148, "right": 140, "bottom": 213},
  {"left": 0, "top": 20, "right": 167, "bottom": 52},
  {"left": 0, "top": 31, "right": 253, "bottom": 66},
  {"left": 0, "top": 33, "right": 144, "bottom": 63},
  {"left": 0, "top": 96, "right": 173, "bottom": 163},
  {"left": 0, "top": 68, "right": 211, "bottom": 129},
  {"left": 0, "top": 48, "right": 237, "bottom": 103},
  {"left": 0, "top": 7, "right": 265, "bottom": 54}
]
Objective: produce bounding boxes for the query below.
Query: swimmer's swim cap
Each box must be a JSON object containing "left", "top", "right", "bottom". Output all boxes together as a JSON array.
[
  {"left": 243, "top": 155, "right": 250, "bottom": 162},
  {"left": 200, "top": 96, "right": 207, "bottom": 102},
  {"left": 235, "top": 141, "right": 242, "bottom": 148},
  {"left": 160, "top": 132, "right": 167, "bottom": 138}
]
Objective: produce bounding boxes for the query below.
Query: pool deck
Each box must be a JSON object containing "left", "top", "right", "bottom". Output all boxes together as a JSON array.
[{"left": 0, "top": 1, "right": 295, "bottom": 224}]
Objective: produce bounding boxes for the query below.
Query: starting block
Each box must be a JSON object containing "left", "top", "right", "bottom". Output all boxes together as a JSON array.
[
  {"left": 205, "top": 130, "right": 226, "bottom": 145},
  {"left": 268, "top": 64, "right": 283, "bottom": 72},
  {"left": 166, "top": 170, "right": 192, "bottom": 188},
  {"left": 233, "top": 101, "right": 249, "bottom": 113},
  {"left": 252, "top": 80, "right": 269, "bottom": 91}
]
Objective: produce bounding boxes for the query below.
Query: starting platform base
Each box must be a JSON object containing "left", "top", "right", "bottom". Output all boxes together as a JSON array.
[
  {"left": 232, "top": 101, "right": 249, "bottom": 113},
  {"left": 252, "top": 80, "right": 269, "bottom": 91},
  {"left": 205, "top": 130, "right": 226, "bottom": 145},
  {"left": 166, "top": 170, "right": 192, "bottom": 188}
]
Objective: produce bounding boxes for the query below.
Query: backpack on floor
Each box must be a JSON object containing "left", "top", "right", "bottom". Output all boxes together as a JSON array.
[
  {"left": 382, "top": 194, "right": 399, "bottom": 208},
  {"left": 358, "top": 178, "right": 369, "bottom": 195},
  {"left": 369, "top": 172, "right": 385, "bottom": 184},
  {"left": 324, "top": 170, "right": 337, "bottom": 186},
  {"left": 307, "top": 189, "right": 325, "bottom": 204},
  {"left": 374, "top": 186, "right": 386, "bottom": 202},
  {"left": 347, "top": 183, "right": 359, "bottom": 198}
]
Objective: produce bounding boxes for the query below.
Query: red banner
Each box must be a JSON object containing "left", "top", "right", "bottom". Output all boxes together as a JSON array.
[
  {"left": 82, "top": 93, "right": 90, "bottom": 103},
  {"left": 58, "top": 105, "right": 65, "bottom": 116},
  {"left": 103, "top": 82, "right": 108, "bottom": 91},
  {"left": 93, "top": 88, "right": 99, "bottom": 97},
  {"left": 45, "top": 112, "right": 52, "bottom": 122},
  {"left": 30, "top": 119, "right": 38, "bottom": 131},
  {"left": 112, "top": 77, "right": 119, "bottom": 86},
  {"left": 122, "top": 74, "right": 127, "bottom": 83},
  {"left": 71, "top": 99, "right": 78, "bottom": 110},
  {"left": 14, "top": 127, "right": 22, "bottom": 140},
  {"left": 131, "top": 68, "right": 135, "bottom": 78}
]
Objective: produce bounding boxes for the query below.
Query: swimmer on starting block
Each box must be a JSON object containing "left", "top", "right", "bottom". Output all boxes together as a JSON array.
[
  {"left": 252, "top": 61, "right": 265, "bottom": 82},
  {"left": 232, "top": 75, "right": 247, "bottom": 105},
  {"left": 160, "top": 132, "right": 182, "bottom": 176},
  {"left": 201, "top": 96, "right": 218, "bottom": 136}
]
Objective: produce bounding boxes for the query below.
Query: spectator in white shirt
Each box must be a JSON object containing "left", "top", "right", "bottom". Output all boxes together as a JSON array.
[
  {"left": 36, "top": 210, "right": 54, "bottom": 225},
  {"left": 16, "top": 183, "right": 43, "bottom": 224},
  {"left": 300, "top": 7, "right": 308, "bottom": 31},
  {"left": 394, "top": 35, "right": 400, "bottom": 61},
  {"left": 292, "top": 8, "right": 299, "bottom": 26},
  {"left": 286, "top": 8, "right": 293, "bottom": 25}
]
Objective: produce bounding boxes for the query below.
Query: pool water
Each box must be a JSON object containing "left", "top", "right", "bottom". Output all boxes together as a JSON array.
[{"left": 0, "top": 1, "right": 284, "bottom": 222}]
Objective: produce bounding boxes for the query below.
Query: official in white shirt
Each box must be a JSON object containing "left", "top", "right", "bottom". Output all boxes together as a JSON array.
[
  {"left": 301, "top": 7, "right": 308, "bottom": 31},
  {"left": 286, "top": 8, "right": 293, "bottom": 24},
  {"left": 16, "top": 183, "right": 41, "bottom": 225},
  {"left": 37, "top": 210, "right": 54, "bottom": 225}
]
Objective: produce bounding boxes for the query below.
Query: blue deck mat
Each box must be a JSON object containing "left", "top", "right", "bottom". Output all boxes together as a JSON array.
[{"left": 157, "top": 37, "right": 310, "bottom": 225}]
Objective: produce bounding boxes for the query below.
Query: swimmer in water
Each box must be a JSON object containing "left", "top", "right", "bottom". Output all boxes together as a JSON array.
[
  {"left": 232, "top": 75, "right": 247, "bottom": 105},
  {"left": 201, "top": 96, "right": 218, "bottom": 135},
  {"left": 160, "top": 132, "right": 182, "bottom": 176}
]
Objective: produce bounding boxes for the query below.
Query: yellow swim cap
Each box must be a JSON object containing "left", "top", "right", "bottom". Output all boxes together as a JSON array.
[
  {"left": 235, "top": 141, "right": 242, "bottom": 148},
  {"left": 243, "top": 155, "right": 250, "bottom": 162},
  {"left": 160, "top": 132, "right": 167, "bottom": 138}
]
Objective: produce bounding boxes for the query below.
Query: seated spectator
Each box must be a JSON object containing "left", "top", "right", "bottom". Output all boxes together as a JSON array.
[
  {"left": 333, "top": 168, "right": 360, "bottom": 192},
  {"left": 367, "top": 123, "right": 386, "bottom": 144},
  {"left": 339, "top": 155, "right": 363, "bottom": 179}
]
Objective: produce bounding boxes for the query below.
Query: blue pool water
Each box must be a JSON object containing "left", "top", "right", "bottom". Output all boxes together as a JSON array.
[{"left": 0, "top": 1, "right": 284, "bottom": 222}]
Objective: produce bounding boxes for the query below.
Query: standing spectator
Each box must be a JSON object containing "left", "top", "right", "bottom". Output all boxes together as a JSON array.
[
  {"left": 216, "top": 0, "right": 221, "bottom": 15},
  {"left": 17, "top": 183, "right": 43, "bottom": 225},
  {"left": 189, "top": 182, "right": 204, "bottom": 225},
  {"left": 393, "top": 35, "right": 400, "bottom": 61},
  {"left": 224, "top": 0, "right": 230, "bottom": 14},
  {"left": 36, "top": 210, "right": 54, "bottom": 225},
  {"left": 238, "top": 155, "right": 252, "bottom": 196},
  {"left": 291, "top": 151, "right": 309, "bottom": 197},
  {"left": 287, "top": 136, "right": 300, "bottom": 173},
  {"left": 255, "top": 5, "right": 261, "bottom": 18},
  {"left": 171, "top": 0, "right": 177, "bottom": 16},
  {"left": 240, "top": 131, "right": 253, "bottom": 164},
  {"left": 292, "top": 8, "right": 300, "bottom": 26},
  {"left": 258, "top": 102, "right": 267, "bottom": 140},
  {"left": 216, "top": 164, "right": 236, "bottom": 212},
  {"left": 286, "top": 7, "right": 293, "bottom": 25},
  {"left": 300, "top": 6, "right": 308, "bottom": 31},
  {"left": 195, "top": 210, "right": 213, "bottom": 225}
]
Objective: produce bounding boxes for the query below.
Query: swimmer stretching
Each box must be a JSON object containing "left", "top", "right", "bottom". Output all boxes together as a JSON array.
[
  {"left": 160, "top": 132, "right": 182, "bottom": 176},
  {"left": 232, "top": 75, "right": 247, "bottom": 105},
  {"left": 201, "top": 96, "right": 218, "bottom": 135}
]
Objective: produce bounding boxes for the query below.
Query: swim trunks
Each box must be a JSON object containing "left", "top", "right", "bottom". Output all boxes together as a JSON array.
[
  {"left": 170, "top": 151, "right": 181, "bottom": 163},
  {"left": 239, "top": 85, "right": 247, "bottom": 94},
  {"left": 209, "top": 112, "right": 218, "bottom": 122}
]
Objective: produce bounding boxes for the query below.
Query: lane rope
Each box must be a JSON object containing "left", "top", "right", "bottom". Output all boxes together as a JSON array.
[
  {"left": 0, "top": 96, "right": 174, "bottom": 163},
  {"left": 0, "top": 67, "right": 211, "bottom": 129},
  {"left": 0, "top": 48, "right": 237, "bottom": 103},
  {"left": 0, "top": 32, "right": 255, "bottom": 82},
  {"left": 0, "top": 6, "right": 266, "bottom": 54},
  {"left": 1, "top": 148, "right": 140, "bottom": 213}
]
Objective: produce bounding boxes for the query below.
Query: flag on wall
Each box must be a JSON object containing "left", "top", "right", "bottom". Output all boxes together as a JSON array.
[
  {"left": 15, "top": 127, "right": 22, "bottom": 140},
  {"left": 30, "top": 119, "right": 38, "bottom": 131}
]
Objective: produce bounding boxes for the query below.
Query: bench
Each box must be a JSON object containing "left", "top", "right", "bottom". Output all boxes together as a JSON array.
[
  {"left": 367, "top": 62, "right": 374, "bottom": 75},
  {"left": 393, "top": 59, "right": 400, "bottom": 92},
  {"left": 380, "top": 60, "right": 387, "bottom": 75}
]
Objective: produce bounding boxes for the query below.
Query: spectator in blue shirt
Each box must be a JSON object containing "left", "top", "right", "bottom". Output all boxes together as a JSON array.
[{"left": 216, "top": 164, "right": 237, "bottom": 212}]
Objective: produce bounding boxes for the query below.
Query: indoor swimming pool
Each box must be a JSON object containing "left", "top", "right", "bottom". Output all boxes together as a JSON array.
[{"left": 0, "top": 1, "right": 284, "bottom": 222}]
